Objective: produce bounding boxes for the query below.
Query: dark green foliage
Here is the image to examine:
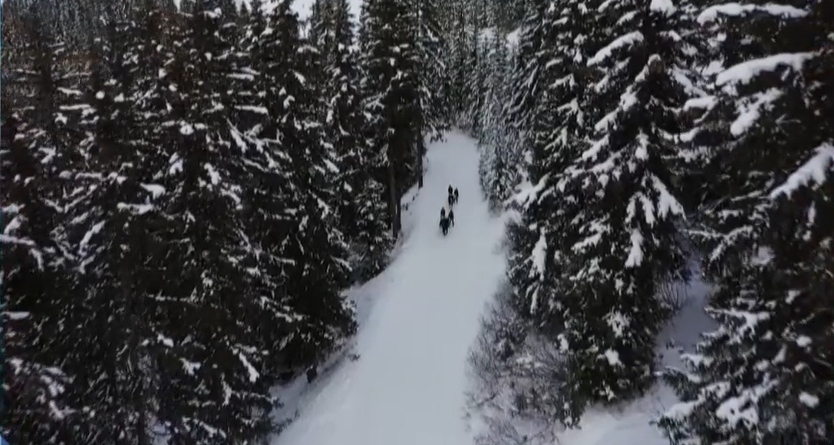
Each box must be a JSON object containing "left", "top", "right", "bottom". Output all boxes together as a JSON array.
[
  {"left": 659, "top": 2, "right": 834, "bottom": 444},
  {"left": 358, "top": 0, "right": 422, "bottom": 238},
  {"left": 0, "top": 0, "right": 385, "bottom": 441}
]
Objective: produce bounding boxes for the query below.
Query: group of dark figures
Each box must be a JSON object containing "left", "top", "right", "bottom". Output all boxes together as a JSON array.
[{"left": 440, "top": 185, "right": 459, "bottom": 236}]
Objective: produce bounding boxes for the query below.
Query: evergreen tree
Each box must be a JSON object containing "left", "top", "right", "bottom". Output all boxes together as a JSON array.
[
  {"left": 660, "top": 2, "right": 834, "bottom": 444},
  {"left": 478, "top": 27, "right": 515, "bottom": 208},
  {"left": 359, "top": 0, "right": 421, "bottom": 238},
  {"left": 462, "top": 25, "right": 488, "bottom": 136},
  {"left": 411, "top": 0, "right": 451, "bottom": 188},
  {"left": 446, "top": 0, "right": 470, "bottom": 119},
  {"left": 62, "top": 17, "right": 163, "bottom": 442},
  {"left": 306, "top": 0, "right": 332, "bottom": 123},
  {"left": 237, "top": 0, "right": 323, "bottom": 394},
  {"left": 503, "top": 0, "right": 547, "bottom": 184},
  {"left": 555, "top": 0, "right": 696, "bottom": 406},
  {"left": 1, "top": 12, "right": 86, "bottom": 442},
  {"left": 262, "top": 0, "right": 357, "bottom": 376},
  {"left": 324, "top": 0, "right": 393, "bottom": 281},
  {"left": 147, "top": 3, "right": 276, "bottom": 441}
]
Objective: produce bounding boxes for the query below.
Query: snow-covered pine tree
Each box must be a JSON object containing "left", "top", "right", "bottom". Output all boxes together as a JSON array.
[
  {"left": 299, "top": 2, "right": 351, "bottom": 283},
  {"left": 556, "top": 0, "right": 697, "bottom": 406},
  {"left": 234, "top": 0, "right": 317, "bottom": 391},
  {"left": 445, "top": 0, "right": 470, "bottom": 120},
  {"left": 261, "top": 0, "right": 357, "bottom": 376},
  {"left": 0, "top": 12, "right": 87, "bottom": 442},
  {"left": 478, "top": 26, "right": 514, "bottom": 207},
  {"left": 462, "top": 23, "right": 488, "bottom": 137},
  {"left": 501, "top": 0, "right": 552, "bottom": 323},
  {"left": 1, "top": 110, "right": 77, "bottom": 445},
  {"left": 323, "top": 0, "right": 393, "bottom": 282},
  {"left": 659, "top": 2, "right": 834, "bottom": 444},
  {"left": 411, "top": 0, "right": 450, "bottom": 145},
  {"left": 520, "top": 0, "right": 600, "bottom": 382},
  {"left": 59, "top": 18, "right": 166, "bottom": 442},
  {"left": 484, "top": 0, "right": 589, "bottom": 427},
  {"left": 489, "top": 0, "right": 526, "bottom": 31},
  {"left": 120, "top": 11, "right": 215, "bottom": 439},
  {"left": 147, "top": 3, "right": 276, "bottom": 441},
  {"left": 503, "top": 0, "right": 548, "bottom": 186},
  {"left": 307, "top": 0, "right": 332, "bottom": 124},
  {"left": 359, "top": 0, "right": 420, "bottom": 238}
]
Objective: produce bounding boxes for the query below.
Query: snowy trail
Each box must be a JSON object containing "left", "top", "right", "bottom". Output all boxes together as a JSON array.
[{"left": 272, "top": 132, "right": 506, "bottom": 445}]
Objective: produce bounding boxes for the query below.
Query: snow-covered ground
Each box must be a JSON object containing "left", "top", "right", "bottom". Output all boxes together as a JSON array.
[
  {"left": 269, "top": 131, "right": 717, "bottom": 445},
  {"left": 269, "top": 180, "right": 423, "bottom": 424},
  {"left": 271, "top": 132, "right": 508, "bottom": 445}
]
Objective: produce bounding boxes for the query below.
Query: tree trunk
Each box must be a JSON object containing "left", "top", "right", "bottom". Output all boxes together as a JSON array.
[
  {"left": 125, "top": 219, "right": 149, "bottom": 445},
  {"left": 387, "top": 156, "right": 400, "bottom": 239},
  {"left": 417, "top": 138, "right": 424, "bottom": 188}
]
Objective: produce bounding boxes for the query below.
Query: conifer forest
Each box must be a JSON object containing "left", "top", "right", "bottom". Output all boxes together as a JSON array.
[{"left": 1, "top": 0, "right": 832, "bottom": 444}]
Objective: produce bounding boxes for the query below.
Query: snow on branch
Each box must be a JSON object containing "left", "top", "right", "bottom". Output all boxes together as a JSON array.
[
  {"left": 730, "top": 88, "right": 784, "bottom": 136},
  {"left": 716, "top": 52, "right": 814, "bottom": 86},
  {"left": 698, "top": 3, "right": 808, "bottom": 24},
  {"left": 650, "top": 0, "right": 677, "bottom": 15},
  {"left": 770, "top": 143, "right": 834, "bottom": 198},
  {"left": 588, "top": 32, "right": 644, "bottom": 66},
  {"left": 684, "top": 95, "right": 717, "bottom": 111},
  {"left": 512, "top": 173, "right": 550, "bottom": 207},
  {"left": 652, "top": 174, "right": 686, "bottom": 220},
  {"left": 625, "top": 228, "right": 645, "bottom": 267}
]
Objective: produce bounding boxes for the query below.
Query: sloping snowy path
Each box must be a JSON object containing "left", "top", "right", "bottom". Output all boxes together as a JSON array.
[{"left": 272, "top": 132, "right": 506, "bottom": 445}]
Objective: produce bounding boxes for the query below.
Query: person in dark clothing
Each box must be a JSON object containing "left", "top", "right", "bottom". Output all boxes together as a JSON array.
[
  {"left": 439, "top": 215, "right": 450, "bottom": 235},
  {"left": 454, "top": 188, "right": 459, "bottom": 203},
  {"left": 448, "top": 208, "right": 455, "bottom": 226},
  {"left": 448, "top": 185, "right": 453, "bottom": 196},
  {"left": 441, "top": 207, "right": 446, "bottom": 219},
  {"left": 448, "top": 193, "right": 455, "bottom": 207}
]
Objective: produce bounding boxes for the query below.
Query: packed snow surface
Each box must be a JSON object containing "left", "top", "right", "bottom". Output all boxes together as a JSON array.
[{"left": 272, "top": 132, "right": 507, "bottom": 445}]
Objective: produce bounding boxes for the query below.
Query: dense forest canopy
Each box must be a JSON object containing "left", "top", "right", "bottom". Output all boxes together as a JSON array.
[{"left": 2, "top": 0, "right": 832, "bottom": 444}]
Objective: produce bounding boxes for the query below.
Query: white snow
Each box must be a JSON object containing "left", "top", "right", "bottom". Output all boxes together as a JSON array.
[
  {"left": 588, "top": 32, "right": 644, "bottom": 66},
  {"left": 730, "top": 88, "right": 783, "bottom": 136},
  {"left": 684, "top": 95, "right": 716, "bottom": 110},
  {"left": 650, "top": 0, "right": 676, "bottom": 15},
  {"left": 770, "top": 142, "right": 834, "bottom": 198},
  {"left": 204, "top": 163, "right": 222, "bottom": 185},
  {"left": 140, "top": 183, "right": 166, "bottom": 199},
  {"left": 796, "top": 335, "right": 812, "bottom": 347},
  {"left": 698, "top": 3, "right": 808, "bottom": 24},
  {"left": 716, "top": 53, "right": 814, "bottom": 87},
  {"left": 507, "top": 28, "right": 521, "bottom": 47},
  {"left": 5, "top": 311, "right": 31, "bottom": 320},
  {"left": 798, "top": 392, "right": 819, "bottom": 408},
  {"left": 625, "top": 228, "right": 644, "bottom": 267},
  {"left": 179, "top": 123, "right": 195, "bottom": 136},
  {"left": 271, "top": 132, "right": 507, "bottom": 445},
  {"left": 603, "top": 349, "right": 622, "bottom": 367}
]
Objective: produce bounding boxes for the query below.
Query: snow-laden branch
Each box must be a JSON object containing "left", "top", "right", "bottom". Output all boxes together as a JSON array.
[
  {"left": 770, "top": 143, "right": 834, "bottom": 198},
  {"left": 698, "top": 3, "right": 808, "bottom": 24},
  {"left": 716, "top": 53, "right": 814, "bottom": 86}
]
